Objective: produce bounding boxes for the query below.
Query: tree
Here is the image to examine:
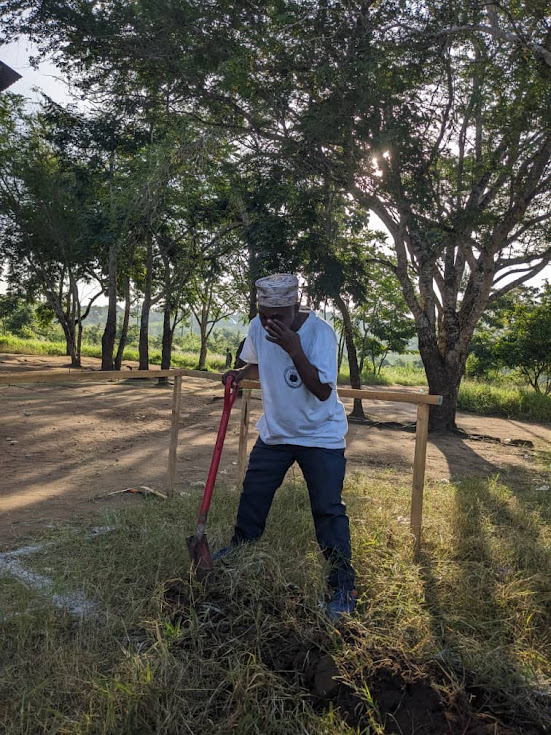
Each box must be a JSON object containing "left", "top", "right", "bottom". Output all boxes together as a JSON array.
[
  {"left": 153, "top": 131, "right": 244, "bottom": 373},
  {"left": 192, "top": 0, "right": 550, "bottom": 431},
  {"left": 495, "top": 285, "right": 551, "bottom": 394},
  {"left": 303, "top": 185, "right": 384, "bottom": 419},
  {"left": 5, "top": 1, "right": 550, "bottom": 429},
  {"left": 0, "top": 95, "right": 103, "bottom": 366},
  {"left": 0, "top": 294, "right": 34, "bottom": 336},
  {"left": 466, "top": 287, "right": 539, "bottom": 378},
  {"left": 354, "top": 268, "right": 416, "bottom": 375},
  {"left": 90, "top": 116, "right": 155, "bottom": 372},
  {"left": 202, "top": 0, "right": 551, "bottom": 430},
  {"left": 188, "top": 261, "right": 243, "bottom": 370}
]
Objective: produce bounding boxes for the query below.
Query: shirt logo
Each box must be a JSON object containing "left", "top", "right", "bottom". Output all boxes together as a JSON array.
[{"left": 284, "top": 365, "right": 303, "bottom": 389}]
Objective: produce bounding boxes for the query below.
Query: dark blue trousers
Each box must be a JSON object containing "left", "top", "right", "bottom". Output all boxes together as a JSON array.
[{"left": 231, "top": 438, "right": 355, "bottom": 591}]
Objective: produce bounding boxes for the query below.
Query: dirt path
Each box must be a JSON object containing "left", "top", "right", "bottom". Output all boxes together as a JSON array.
[{"left": 1, "top": 353, "right": 549, "bottom": 549}]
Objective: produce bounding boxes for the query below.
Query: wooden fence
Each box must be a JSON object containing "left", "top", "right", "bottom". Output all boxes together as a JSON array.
[{"left": 0, "top": 368, "right": 442, "bottom": 553}]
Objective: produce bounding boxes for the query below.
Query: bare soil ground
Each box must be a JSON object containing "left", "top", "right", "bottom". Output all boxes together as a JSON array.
[{"left": 1, "top": 353, "right": 550, "bottom": 549}]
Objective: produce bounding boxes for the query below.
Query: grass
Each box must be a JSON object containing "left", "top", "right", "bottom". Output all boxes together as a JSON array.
[
  {"left": 0, "top": 335, "right": 226, "bottom": 372},
  {"left": 1, "top": 466, "right": 551, "bottom": 734},
  {"left": 337, "top": 364, "right": 428, "bottom": 387},
  {"left": 0, "top": 334, "right": 68, "bottom": 357},
  {"left": 458, "top": 380, "right": 551, "bottom": 423}
]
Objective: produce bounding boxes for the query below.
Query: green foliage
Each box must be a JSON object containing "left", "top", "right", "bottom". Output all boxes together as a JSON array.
[
  {"left": 2, "top": 1, "right": 551, "bottom": 427},
  {"left": 468, "top": 285, "right": 551, "bottom": 395},
  {"left": 338, "top": 362, "right": 427, "bottom": 387},
  {"left": 81, "top": 324, "right": 107, "bottom": 346},
  {"left": 0, "top": 295, "right": 34, "bottom": 336},
  {"left": 205, "top": 326, "right": 244, "bottom": 355},
  {"left": 353, "top": 267, "right": 417, "bottom": 375},
  {"left": 467, "top": 286, "right": 542, "bottom": 379},
  {"left": 0, "top": 295, "right": 59, "bottom": 339},
  {"left": 376, "top": 364, "right": 427, "bottom": 387},
  {"left": 0, "top": 336, "right": 67, "bottom": 356},
  {"left": 494, "top": 286, "right": 551, "bottom": 394}
]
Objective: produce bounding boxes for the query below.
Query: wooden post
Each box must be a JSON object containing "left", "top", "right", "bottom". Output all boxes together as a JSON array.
[
  {"left": 167, "top": 375, "right": 182, "bottom": 497},
  {"left": 236, "top": 389, "right": 251, "bottom": 489},
  {"left": 411, "top": 402, "right": 430, "bottom": 558}
]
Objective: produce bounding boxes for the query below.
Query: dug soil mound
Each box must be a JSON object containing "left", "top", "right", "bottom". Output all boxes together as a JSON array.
[{"left": 162, "top": 571, "right": 548, "bottom": 735}]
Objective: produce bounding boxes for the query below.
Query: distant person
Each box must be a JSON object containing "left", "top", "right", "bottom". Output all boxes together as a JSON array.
[
  {"left": 216, "top": 273, "right": 356, "bottom": 621},
  {"left": 234, "top": 338, "right": 247, "bottom": 369},
  {"left": 225, "top": 348, "right": 233, "bottom": 368}
]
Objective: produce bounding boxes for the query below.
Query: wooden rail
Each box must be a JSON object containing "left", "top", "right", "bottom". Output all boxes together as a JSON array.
[
  {"left": 0, "top": 368, "right": 442, "bottom": 555},
  {"left": 0, "top": 367, "right": 217, "bottom": 385}
]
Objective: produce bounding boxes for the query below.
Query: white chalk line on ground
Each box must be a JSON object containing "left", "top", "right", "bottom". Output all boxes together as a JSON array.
[{"left": 0, "top": 526, "right": 115, "bottom": 619}]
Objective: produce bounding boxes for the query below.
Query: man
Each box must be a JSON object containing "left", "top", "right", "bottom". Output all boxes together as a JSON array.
[{"left": 217, "top": 273, "right": 357, "bottom": 620}]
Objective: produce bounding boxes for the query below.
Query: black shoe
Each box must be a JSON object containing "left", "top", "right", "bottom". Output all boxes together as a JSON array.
[
  {"left": 211, "top": 545, "right": 236, "bottom": 561},
  {"left": 326, "top": 588, "right": 358, "bottom": 620}
]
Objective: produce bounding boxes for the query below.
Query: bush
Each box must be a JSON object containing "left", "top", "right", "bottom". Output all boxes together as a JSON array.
[{"left": 458, "top": 380, "right": 551, "bottom": 423}]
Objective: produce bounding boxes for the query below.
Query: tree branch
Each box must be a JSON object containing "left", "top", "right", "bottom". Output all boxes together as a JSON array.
[
  {"left": 490, "top": 257, "right": 551, "bottom": 300},
  {"left": 433, "top": 24, "right": 551, "bottom": 67}
]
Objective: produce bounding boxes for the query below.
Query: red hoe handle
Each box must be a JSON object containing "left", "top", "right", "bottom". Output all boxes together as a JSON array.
[{"left": 195, "top": 375, "right": 239, "bottom": 532}]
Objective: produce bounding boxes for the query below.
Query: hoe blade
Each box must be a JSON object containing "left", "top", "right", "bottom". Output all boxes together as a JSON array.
[{"left": 186, "top": 533, "right": 214, "bottom": 582}]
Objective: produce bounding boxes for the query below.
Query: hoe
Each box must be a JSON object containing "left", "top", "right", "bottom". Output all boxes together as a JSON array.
[{"left": 187, "top": 375, "right": 239, "bottom": 581}]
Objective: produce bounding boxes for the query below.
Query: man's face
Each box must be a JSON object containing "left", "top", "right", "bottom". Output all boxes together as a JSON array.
[{"left": 258, "top": 304, "right": 299, "bottom": 331}]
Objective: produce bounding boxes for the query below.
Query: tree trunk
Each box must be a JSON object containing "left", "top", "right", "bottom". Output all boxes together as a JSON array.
[
  {"left": 337, "top": 330, "right": 345, "bottom": 373},
  {"left": 115, "top": 243, "right": 136, "bottom": 371},
  {"left": 38, "top": 278, "right": 79, "bottom": 367},
  {"left": 198, "top": 318, "right": 208, "bottom": 369},
  {"left": 102, "top": 150, "right": 118, "bottom": 372},
  {"left": 159, "top": 256, "right": 173, "bottom": 385},
  {"left": 68, "top": 271, "right": 81, "bottom": 368},
  {"left": 59, "top": 283, "right": 79, "bottom": 367},
  {"left": 101, "top": 243, "right": 117, "bottom": 371},
  {"left": 417, "top": 320, "right": 468, "bottom": 432},
  {"left": 160, "top": 312, "right": 172, "bottom": 370},
  {"left": 75, "top": 287, "right": 83, "bottom": 368},
  {"left": 77, "top": 319, "right": 83, "bottom": 367},
  {"left": 424, "top": 363, "right": 462, "bottom": 432},
  {"left": 64, "top": 321, "right": 79, "bottom": 367},
  {"left": 248, "top": 247, "right": 259, "bottom": 321},
  {"left": 194, "top": 288, "right": 212, "bottom": 371},
  {"left": 160, "top": 254, "right": 173, "bottom": 373},
  {"left": 157, "top": 305, "right": 173, "bottom": 385},
  {"left": 138, "top": 237, "right": 153, "bottom": 371},
  {"left": 114, "top": 274, "right": 131, "bottom": 371},
  {"left": 61, "top": 322, "right": 79, "bottom": 367},
  {"left": 334, "top": 294, "right": 364, "bottom": 419},
  {"left": 160, "top": 308, "right": 173, "bottom": 370},
  {"left": 358, "top": 329, "right": 367, "bottom": 375}
]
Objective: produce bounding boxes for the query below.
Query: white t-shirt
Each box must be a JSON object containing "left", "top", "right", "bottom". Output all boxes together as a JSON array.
[{"left": 241, "top": 311, "right": 348, "bottom": 448}]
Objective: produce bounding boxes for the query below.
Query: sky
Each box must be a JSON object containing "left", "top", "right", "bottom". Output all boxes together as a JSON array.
[
  {"left": 1, "top": 39, "right": 68, "bottom": 104},
  {"left": 0, "top": 40, "right": 549, "bottom": 301}
]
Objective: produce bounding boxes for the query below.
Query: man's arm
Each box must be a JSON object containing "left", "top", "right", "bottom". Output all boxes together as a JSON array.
[
  {"left": 264, "top": 319, "right": 332, "bottom": 401},
  {"left": 289, "top": 346, "right": 332, "bottom": 401}
]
